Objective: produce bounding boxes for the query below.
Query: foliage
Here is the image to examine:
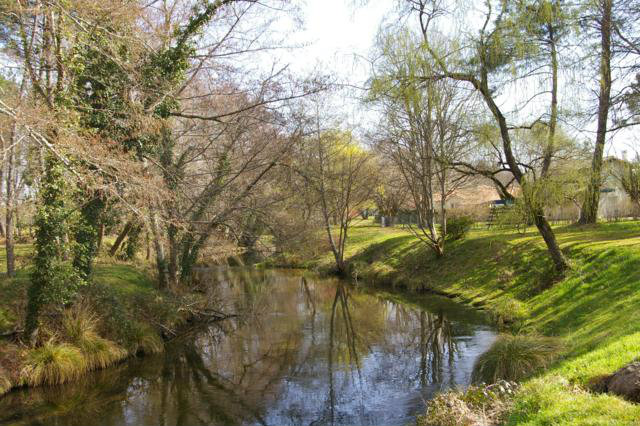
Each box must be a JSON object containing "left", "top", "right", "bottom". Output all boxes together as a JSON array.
[
  {"left": 617, "top": 158, "right": 640, "bottom": 208},
  {"left": 472, "top": 334, "right": 564, "bottom": 383},
  {"left": 73, "top": 195, "right": 106, "bottom": 280},
  {"left": 122, "top": 223, "right": 143, "bottom": 261},
  {"left": 0, "top": 307, "right": 16, "bottom": 333},
  {"left": 445, "top": 216, "right": 474, "bottom": 242},
  {"left": 20, "top": 341, "right": 86, "bottom": 386}
]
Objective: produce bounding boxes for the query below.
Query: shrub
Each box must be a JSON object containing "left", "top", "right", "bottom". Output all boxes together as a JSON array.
[
  {"left": 445, "top": 216, "right": 474, "bottom": 241},
  {"left": 472, "top": 334, "right": 564, "bottom": 383},
  {"left": 82, "top": 283, "right": 136, "bottom": 346},
  {"left": 62, "top": 307, "right": 127, "bottom": 370},
  {"left": 20, "top": 340, "right": 86, "bottom": 386}
]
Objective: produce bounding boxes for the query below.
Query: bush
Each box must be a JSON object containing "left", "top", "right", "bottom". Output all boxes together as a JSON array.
[
  {"left": 20, "top": 340, "right": 86, "bottom": 386},
  {"left": 445, "top": 216, "right": 474, "bottom": 241},
  {"left": 0, "top": 307, "right": 16, "bottom": 333},
  {"left": 472, "top": 334, "right": 564, "bottom": 383}
]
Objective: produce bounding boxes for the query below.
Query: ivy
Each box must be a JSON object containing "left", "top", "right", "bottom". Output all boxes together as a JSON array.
[{"left": 25, "top": 156, "right": 84, "bottom": 337}]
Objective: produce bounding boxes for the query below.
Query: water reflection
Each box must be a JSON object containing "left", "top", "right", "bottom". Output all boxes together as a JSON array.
[{"left": 0, "top": 268, "right": 496, "bottom": 426}]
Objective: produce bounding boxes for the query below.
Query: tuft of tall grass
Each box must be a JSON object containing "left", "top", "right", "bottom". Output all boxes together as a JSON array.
[
  {"left": 0, "top": 368, "right": 11, "bottom": 395},
  {"left": 20, "top": 340, "right": 87, "bottom": 386},
  {"left": 472, "top": 334, "right": 564, "bottom": 383},
  {"left": 62, "top": 306, "right": 128, "bottom": 370},
  {"left": 130, "top": 323, "right": 164, "bottom": 355}
]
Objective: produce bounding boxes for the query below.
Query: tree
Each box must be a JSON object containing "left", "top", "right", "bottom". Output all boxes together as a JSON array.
[
  {"left": 369, "top": 29, "right": 473, "bottom": 256},
  {"left": 580, "top": 0, "right": 613, "bottom": 224},
  {"left": 406, "top": 0, "right": 570, "bottom": 272},
  {"left": 616, "top": 155, "right": 640, "bottom": 212},
  {"left": 372, "top": 157, "right": 408, "bottom": 220},
  {"left": 300, "top": 129, "right": 375, "bottom": 274}
]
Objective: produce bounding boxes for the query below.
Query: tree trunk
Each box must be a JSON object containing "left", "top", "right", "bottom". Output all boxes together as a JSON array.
[
  {"left": 479, "top": 76, "right": 568, "bottom": 272},
  {"left": 110, "top": 221, "right": 132, "bottom": 256},
  {"left": 580, "top": 0, "right": 612, "bottom": 224},
  {"left": 150, "top": 211, "right": 168, "bottom": 290},
  {"left": 145, "top": 230, "right": 151, "bottom": 260},
  {"left": 167, "top": 223, "right": 179, "bottom": 289},
  {"left": 533, "top": 207, "right": 567, "bottom": 273},
  {"left": 5, "top": 118, "right": 16, "bottom": 277},
  {"left": 97, "top": 223, "right": 105, "bottom": 252}
]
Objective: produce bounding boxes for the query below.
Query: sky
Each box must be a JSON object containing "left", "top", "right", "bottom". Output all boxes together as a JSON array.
[{"left": 275, "top": 0, "right": 636, "bottom": 157}]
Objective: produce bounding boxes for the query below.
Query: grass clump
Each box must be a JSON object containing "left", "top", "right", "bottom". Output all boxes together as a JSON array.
[
  {"left": 20, "top": 340, "right": 86, "bottom": 386},
  {"left": 62, "top": 306, "right": 127, "bottom": 370},
  {"left": 130, "top": 322, "right": 164, "bottom": 355},
  {"left": 0, "top": 368, "right": 10, "bottom": 396},
  {"left": 472, "top": 334, "right": 564, "bottom": 383},
  {"left": 492, "top": 298, "right": 528, "bottom": 328}
]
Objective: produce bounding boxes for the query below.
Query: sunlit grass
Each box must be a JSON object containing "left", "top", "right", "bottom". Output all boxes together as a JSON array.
[
  {"left": 334, "top": 218, "right": 640, "bottom": 424},
  {"left": 472, "top": 334, "right": 564, "bottom": 383},
  {"left": 20, "top": 341, "right": 87, "bottom": 386},
  {"left": 62, "top": 307, "right": 128, "bottom": 370}
]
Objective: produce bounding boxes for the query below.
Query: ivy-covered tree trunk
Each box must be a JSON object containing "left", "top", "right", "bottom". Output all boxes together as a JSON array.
[
  {"left": 73, "top": 192, "right": 106, "bottom": 281},
  {"left": 25, "top": 156, "right": 82, "bottom": 340},
  {"left": 150, "top": 210, "right": 169, "bottom": 290},
  {"left": 123, "top": 223, "right": 143, "bottom": 261}
]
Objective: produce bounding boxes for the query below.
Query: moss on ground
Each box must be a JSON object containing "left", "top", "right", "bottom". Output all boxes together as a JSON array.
[{"left": 309, "top": 219, "right": 640, "bottom": 425}]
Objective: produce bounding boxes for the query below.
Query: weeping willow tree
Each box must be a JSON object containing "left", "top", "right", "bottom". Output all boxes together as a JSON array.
[{"left": 368, "top": 29, "right": 471, "bottom": 256}]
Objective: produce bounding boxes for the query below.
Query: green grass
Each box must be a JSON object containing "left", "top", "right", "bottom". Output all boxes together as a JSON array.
[
  {"left": 20, "top": 341, "right": 87, "bottom": 386},
  {"left": 316, "top": 219, "right": 640, "bottom": 425},
  {"left": 472, "top": 334, "right": 564, "bottom": 383},
  {"left": 0, "top": 241, "right": 170, "bottom": 394}
]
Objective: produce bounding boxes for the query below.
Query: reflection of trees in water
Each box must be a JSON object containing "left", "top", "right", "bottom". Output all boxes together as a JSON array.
[
  {"left": 2, "top": 271, "right": 476, "bottom": 426},
  {"left": 419, "top": 310, "right": 458, "bottom": 386}
]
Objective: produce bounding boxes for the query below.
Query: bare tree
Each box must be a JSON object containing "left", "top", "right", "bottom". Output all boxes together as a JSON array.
[{"left": 299, "top": 127, "right": 375, "bottom": 274}]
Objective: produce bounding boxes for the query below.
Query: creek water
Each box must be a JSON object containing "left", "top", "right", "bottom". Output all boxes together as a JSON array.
[{"left": 0, "top": 267, "right": 496, "bottom": 426}]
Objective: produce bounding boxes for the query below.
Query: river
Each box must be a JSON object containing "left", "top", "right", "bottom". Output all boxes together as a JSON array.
[{"left": 0, "top": 267, "right": 496, "bottom": 426}]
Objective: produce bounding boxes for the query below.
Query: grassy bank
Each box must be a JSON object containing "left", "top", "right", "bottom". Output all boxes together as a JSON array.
[
  {"left": 309, "top": 219, "right": 640, "bottom": 425},
  {"left": 0, "top": 244, "right": 191, "bottom": 397}
]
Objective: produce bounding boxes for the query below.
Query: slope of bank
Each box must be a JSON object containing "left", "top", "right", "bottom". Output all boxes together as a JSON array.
[
  {"left": 310, "top": 220, "right": 640, "bottom": 425},
  {"left": 0, "top": 244, "right": 190, "bottom": 397}
]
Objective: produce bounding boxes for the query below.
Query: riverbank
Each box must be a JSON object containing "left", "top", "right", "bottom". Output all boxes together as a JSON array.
[
  {"left": 0, "top": 244, "right": 205, "bottom": 397},
  {"left": 302, "top": 219, "right": 640, "bottom": 425}
]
